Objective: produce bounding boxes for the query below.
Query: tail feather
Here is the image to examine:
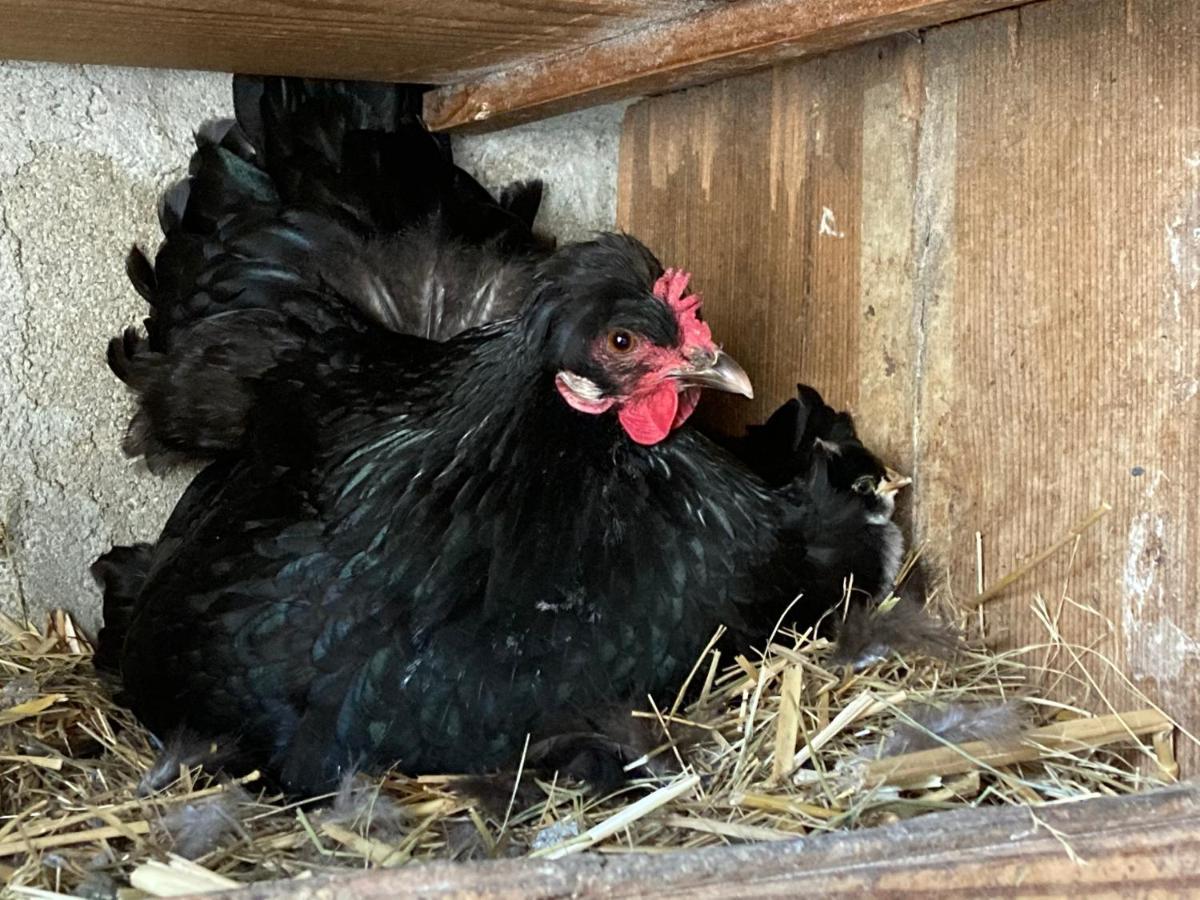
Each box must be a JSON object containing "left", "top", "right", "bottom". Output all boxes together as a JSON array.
[
  {"left": 500, "top": 179, "right": 544, "bottom": 230},
  {"left": 179, "top": 140, "right": 277, "bottom": 233},
  {"left": 156, "top": 178, "right": 191, "bottom": 235},
  {"left": 196, "top": 117, "right": 258, "bottom": 162},
  {"left": 500, "top": 179, "right": 554, "bottom": 252},
  {"left": 106, "top": 326, "right": 148, "bottom": 386},
  {"left": 111, "top": 75, "right": 549, "bottom": 469},
  {"left": 231, "top": 77, "right": 443, "bottom": 232},
  {"left": 125, "top": 246, "right": 157, "bottom": 304},
  {"left": 92, "top": 544, "right": 154, "bottom": 673},
  {"left": 233, "top": 76, "right": 431, "bottom": 172}
]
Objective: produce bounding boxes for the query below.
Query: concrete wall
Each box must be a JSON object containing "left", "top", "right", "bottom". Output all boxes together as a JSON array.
[{"left": 0, "top": 61, "right": 622, "bottom": 634}]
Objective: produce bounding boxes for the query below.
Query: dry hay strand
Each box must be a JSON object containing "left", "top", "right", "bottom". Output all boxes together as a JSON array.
[{"left": 0, "top": 512, "right": 1186, "bottom": 897}]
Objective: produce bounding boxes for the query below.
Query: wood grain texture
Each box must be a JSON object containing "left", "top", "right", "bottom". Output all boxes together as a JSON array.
[
  {"left": 619, "top": 58, "right": 870, "bottom": 435},
  {"left": 424, "top": 0, "right": 1036, "bottom": 131},
  {"left": 205, "top": 784, "right": 1200, "bottom": 897},
  {"left": 620, "top": 0, "right": 1200, "bottom": 767},
  {"left": 0, "top": 0, "right": 709, "bottom": 84}
]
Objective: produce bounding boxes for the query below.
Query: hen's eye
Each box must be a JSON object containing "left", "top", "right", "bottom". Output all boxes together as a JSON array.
[
  {"left": 608, "top": 330, "right": 637, "bottom": 353},
  {"left": 852, "top": 475, "right": 876, "bottom": 495}
]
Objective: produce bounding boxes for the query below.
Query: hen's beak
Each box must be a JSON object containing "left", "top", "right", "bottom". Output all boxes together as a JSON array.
[
  {"left": 671, "top": 350, "right": 754, "bottom": 399},
  {"left": 878, "top": 467, "right": 913, "bottom": 496}
]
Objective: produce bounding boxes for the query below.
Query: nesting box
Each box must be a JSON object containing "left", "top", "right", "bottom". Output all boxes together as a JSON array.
[{"left": 2, "top": 0, "right": 1198, "bottom": 894}]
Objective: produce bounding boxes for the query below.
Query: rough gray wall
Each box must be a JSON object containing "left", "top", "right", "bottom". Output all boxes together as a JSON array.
[
  {"left": 0, "top": 63, "right": 228, "bottom": 636},
  {"left": 0, "top": 61, "right": 621, "bottom": 634},
  {"left": 455, "top": 103, "right": 625, "bottom": 244}
]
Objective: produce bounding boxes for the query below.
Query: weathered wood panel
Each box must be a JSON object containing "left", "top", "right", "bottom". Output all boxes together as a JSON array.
[
  {"left": 424, "top": 0, "right": 1037, "bottom": 131},
  {"left": 211, "top": 784, "right": 1200, "bottom": 897},
  {"left": 620, "top": 0, "right": 1200, "bottom": 765},
  {"left": 618, "top": 56, "right": 871, "bottom": 435}
]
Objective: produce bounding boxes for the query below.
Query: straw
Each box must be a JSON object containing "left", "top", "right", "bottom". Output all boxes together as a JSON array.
[{"left": 0, "top": 510, "right": 1182, "bottom": 894}]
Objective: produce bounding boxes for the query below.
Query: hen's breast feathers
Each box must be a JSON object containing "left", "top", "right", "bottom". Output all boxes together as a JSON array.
[{"left": 120, "top": 333, "right": 800, "bottom": 787}]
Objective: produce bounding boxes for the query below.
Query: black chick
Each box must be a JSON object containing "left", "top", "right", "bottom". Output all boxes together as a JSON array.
[
  {"left": 730, "top": 384, "right": 910, "bottom": 602},
  {"left": 734, "top": 387, "right": 961, "bottom": 669},
  {"left": 94, "top": 77, "right": 901, "bottom": 795}
]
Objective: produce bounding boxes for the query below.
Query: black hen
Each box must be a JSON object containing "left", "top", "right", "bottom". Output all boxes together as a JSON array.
[{"left": 96, "top": 77, "right": 903, "bottom": 794}]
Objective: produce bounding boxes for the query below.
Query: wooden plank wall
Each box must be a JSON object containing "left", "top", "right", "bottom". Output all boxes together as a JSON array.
[{"left": 619, "top": 0, "right": 1200, "bottom": 766}]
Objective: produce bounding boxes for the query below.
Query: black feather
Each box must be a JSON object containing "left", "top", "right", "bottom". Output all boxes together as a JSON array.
[
  {"left": 499, "top": 179, "right": 543, "bottom": 229},
  {"left": 91, "top": 543, "right": 154, "bottom": 673},
  {"left": 125, "top": 246, "right": 157, "bottom": 303},
  {"left": 831, "top": 596, "right": 961, "bottom": 670},
  {"left": 111, "top": 75, "right": 548, "bottom": 471}
]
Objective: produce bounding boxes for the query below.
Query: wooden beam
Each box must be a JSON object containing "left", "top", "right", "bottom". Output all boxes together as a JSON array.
[
  {"left": 202, "top": 784, "right": 1200, "bottom": 898},
  {"left": 424, "top": 0, "right": 1036, "bottom": 131},
  {"left": 3, "top": 0, "right": 1044, "bottom": 132}
]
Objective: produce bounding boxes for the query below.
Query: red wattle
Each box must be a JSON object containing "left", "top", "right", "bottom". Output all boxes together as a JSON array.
[{"left": 618, "top": 383, "right": 680, "bottom": 446}]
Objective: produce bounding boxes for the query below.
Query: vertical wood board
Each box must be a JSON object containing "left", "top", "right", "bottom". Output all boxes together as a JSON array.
[{"left": 619, "top": 0, "right": 1200, "bottom": 765}]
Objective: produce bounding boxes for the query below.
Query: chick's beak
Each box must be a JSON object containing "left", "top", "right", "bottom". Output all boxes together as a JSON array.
[
  {"left": 878, "top": 467, "right": 913, "bottom": 497},
  {"left": 671, "top": 349, "right": 754, "bottom": 399}
]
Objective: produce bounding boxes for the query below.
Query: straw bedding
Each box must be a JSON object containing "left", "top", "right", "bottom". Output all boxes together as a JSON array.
[{"left": 0, "top": 516, "right": 1184, "bottom": 898}]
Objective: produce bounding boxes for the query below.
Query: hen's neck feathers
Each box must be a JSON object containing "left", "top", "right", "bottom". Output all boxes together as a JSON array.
[{"left": 336, "top": 319, "right": 638, "bottom": 479}]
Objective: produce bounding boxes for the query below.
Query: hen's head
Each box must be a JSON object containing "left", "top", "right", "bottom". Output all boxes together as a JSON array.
[
  {"left": 811, "top": 438, "right": 911, "bottom": 523},
  {"left": 526, "top": 234, "right": 752, "bottom": 446}
]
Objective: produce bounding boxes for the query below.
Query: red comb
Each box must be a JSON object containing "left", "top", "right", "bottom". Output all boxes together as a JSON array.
[
  {"left": 653, "top": 268, "right": 693, "bottom": 307},
  {"left": 653, "top": 267, "right": 711, "bottom": 348}
]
